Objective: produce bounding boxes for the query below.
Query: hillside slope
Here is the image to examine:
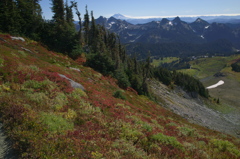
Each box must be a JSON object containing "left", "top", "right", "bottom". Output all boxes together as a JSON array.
[
  {"left": 0, "top": 33, "right": 240, "bottom": 158},
  {"left": 179, "top": 56, "right": 240, "bottom": 115}
]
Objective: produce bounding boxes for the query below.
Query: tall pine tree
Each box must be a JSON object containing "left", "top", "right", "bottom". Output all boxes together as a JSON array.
[{"left": 83, "top": 6, "right": 90, "bottom": 45}]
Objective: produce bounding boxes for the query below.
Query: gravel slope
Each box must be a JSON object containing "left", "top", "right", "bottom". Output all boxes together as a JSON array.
[{"left": 149, "top": 80, "right": 240, "bottom": 138}]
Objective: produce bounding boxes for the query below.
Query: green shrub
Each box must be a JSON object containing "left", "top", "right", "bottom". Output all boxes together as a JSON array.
[
  {"left": 120, "top": 123, "right": 143, "bottom": 143},
  {"left": 69, "top": 44, "right": 83, "bottom": 60},
  {"left": 142, "top": 123, "right": 152, "bottom": 132},
  {"left": 23, "top": 79, "right": 56, "bottom": 91},
  {"left": 40, "top": 112, "right": 74, "bottom": 133},
  {"left": 210, "top": 139, "right": 240, "bottom": 157},
  {"left": 166, "top": 122, "right": 178, "bottom": 127},
  {"left": 114, "top": 68, "right": 131, "bottom": 89},
  {"left": 0, "top": 58, "right": 4, "bottom": 67},
  {"left": 18, "top": 50, "right": 27, "bottom": 57},
  {"left": 113, "top": 90, "right": 126, "bottom": 100},
  {"left": 26, "top": 92, "right": 49, "bottom": 104},
  {"left": 51, "top": 92, "right": 68, "bottom": 111},
  {"left": 69, "top": 88, "right": 87, "bottom": 99},
  {"left": 151, "top": 133, "right": 183, "bottom": 149},
  {"left": 178, "top": 127, "right": 195, "bottom": 136},
  {"left": 29, "top": 65, "right": 40, "bottom": 71}
]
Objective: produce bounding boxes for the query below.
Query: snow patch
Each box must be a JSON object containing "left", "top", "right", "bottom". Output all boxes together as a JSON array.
[
  {"left": 127, "top": 32, "right": 133, "bottom": 36},
  {"left": 201, "top": 35, "right": 205, "bottom": 39},
  {"left": 168, "top": 21, "right": 173, "bottom": 26},
  {"left": 206, "top": 80, "right": 224, "bottom": 89},
  {"left": 196, "top": 18, "right": 202, "bottom": 22},
  {"left": 205, "top": 25, "right": 210, "bottom": 29}
]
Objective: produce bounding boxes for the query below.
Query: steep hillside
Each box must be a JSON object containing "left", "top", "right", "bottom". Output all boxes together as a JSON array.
[{"left": 0, "top": 33, "right": 240, "bottom": 158}]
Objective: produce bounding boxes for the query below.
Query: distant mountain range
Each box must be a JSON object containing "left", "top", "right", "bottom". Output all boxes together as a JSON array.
[
  {"left": 94, "top": 14, "right": 240, "bottom": 58},
  {"left": 112, "top": 13, "right": 240, "bottom": 24},
  {"left": 95, "top": 15, "right": 240, "bottom": 45}
]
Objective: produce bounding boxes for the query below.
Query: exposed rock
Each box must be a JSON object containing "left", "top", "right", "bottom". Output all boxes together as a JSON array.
[
  {"left": 21, "top": 47, "right": 34, "bottom": 54},
  {"left": 58, "top": 74, "right": 85, "bottom": 91},
  {"left": 10, "top": 36, "right": 25, "bottom": 42},
  {"left": 69, "top": 67, "right": 81, "bottom": 72}
]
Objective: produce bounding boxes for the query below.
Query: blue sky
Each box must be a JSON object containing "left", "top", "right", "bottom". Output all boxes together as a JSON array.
[{"left": 40, "top": 0, "right": 240, "bottom": 20}]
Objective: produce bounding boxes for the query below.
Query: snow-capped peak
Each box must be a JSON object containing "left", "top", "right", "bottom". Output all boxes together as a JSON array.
[{"left": 112, "top": 14, "right": 128, "bottom": 19}]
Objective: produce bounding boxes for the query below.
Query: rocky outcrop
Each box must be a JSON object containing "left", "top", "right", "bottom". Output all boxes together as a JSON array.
[{"left": 58, "top": 74, "right": 85, "bottom": 91}]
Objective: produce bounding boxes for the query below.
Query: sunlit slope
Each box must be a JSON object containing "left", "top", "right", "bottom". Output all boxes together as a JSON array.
[
  {"left": 0, "top": 34, "right": 239, "bottom": 158},
  {"left": 179, "top": 55, "right": 240, "bottom": 111}
]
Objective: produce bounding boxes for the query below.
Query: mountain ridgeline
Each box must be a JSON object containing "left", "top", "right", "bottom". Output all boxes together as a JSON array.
[{"left": 95, "top": 16, "right": 240, "bottom": 58}]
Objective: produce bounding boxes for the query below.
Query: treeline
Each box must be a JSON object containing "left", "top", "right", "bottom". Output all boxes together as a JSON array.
[
  {"left": 154, "top": 68, "right": 208, "bottom": 97},
  {"left": 0, "top": 0, "right": 208, "bottom": 98},
  {"left": 231, "top": 61, "right": 240, "bottom": 72},
  {"left": 0, "top": 0, "right": 43, "bottom": 39}
]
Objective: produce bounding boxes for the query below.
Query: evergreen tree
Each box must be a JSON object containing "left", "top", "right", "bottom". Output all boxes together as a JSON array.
[
  {"left": 83, "top": 5, "right": 90, "bottom": 44},
  {"left": 71, "top": 1, "right": 82, "bottom": 45},
  {"left": 0, "top": 0, "right": 42, "bottom": 37},
  {"left": 89, "top": 11, "right": 97, "bottom": 49},
  {"left": 65, "top": 0, "right": 74, "bottom": 25},
  {"left": 0, "top": 0, "right": 20, "bottom": 34},
  {"left": 51, "top": 0, "right": 65, "bottom": 23},
  {"left": 17, "top": 0, "right": 43, "bottom": 38}
]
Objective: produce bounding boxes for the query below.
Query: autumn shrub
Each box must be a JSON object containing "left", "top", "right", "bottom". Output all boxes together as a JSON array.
[
  {"left": 111, "top": 139, "right": 149, "bottom": 158},
  {"left": 0, "top": 103, "right": 28, "bottom": 128}
]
